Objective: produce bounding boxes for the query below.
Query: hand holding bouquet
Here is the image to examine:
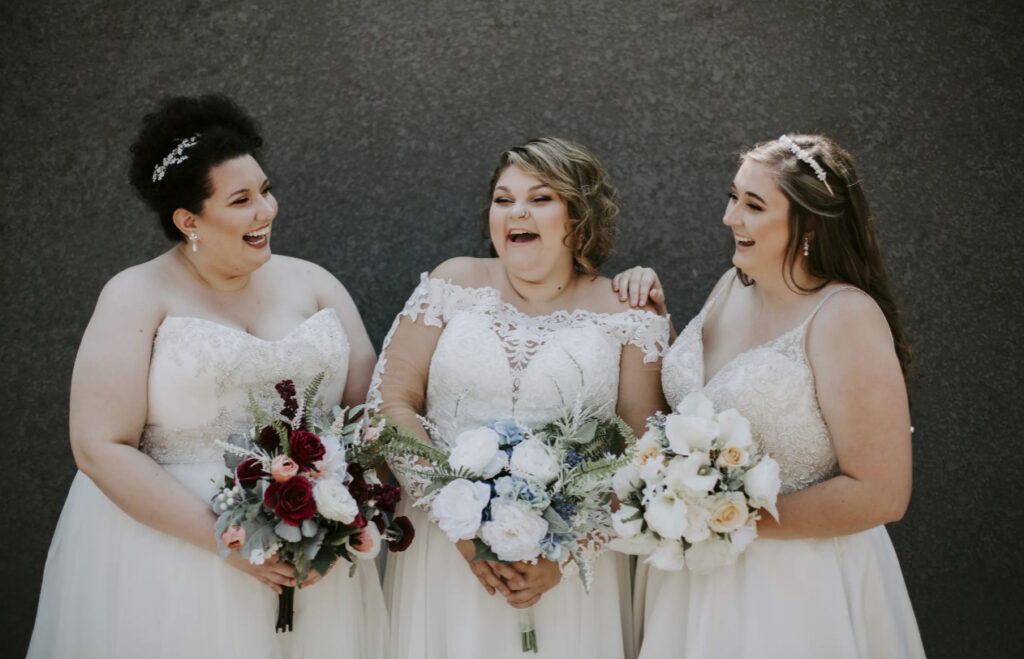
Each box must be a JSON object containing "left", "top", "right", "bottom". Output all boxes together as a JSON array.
[
  {"left": 609, "top": 392, "right": 780, "bottom": 573},
  {"left": 212, "top": 373, "right": 413, "bottom": 632}
]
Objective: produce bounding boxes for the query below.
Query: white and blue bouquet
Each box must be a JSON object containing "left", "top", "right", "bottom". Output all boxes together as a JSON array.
[{"left": 378, "top": 406, "right": 633, "bottom": 653}]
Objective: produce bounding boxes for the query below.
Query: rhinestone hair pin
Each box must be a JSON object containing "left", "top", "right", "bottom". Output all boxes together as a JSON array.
[
  {"left": 151, "top": 134, "right": 200, "bottom": 183},
  {"left": 778, "top": 135, "right": 833, "bottom": 195}
]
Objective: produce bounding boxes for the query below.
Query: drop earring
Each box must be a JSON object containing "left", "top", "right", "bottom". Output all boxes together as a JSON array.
[
  {"left": 189, "top": 232, "right": 199, "bottom": 253},
  {"left": 803, "top": 237, "right": 809, "bottom": 257}
]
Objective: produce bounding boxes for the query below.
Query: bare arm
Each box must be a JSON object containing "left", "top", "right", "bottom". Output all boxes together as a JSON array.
[
  {"left": 756, "top": 291, "right": 913, "bottom": 540},
  {"left": 313, "top": 268, "right": 377, "bottom": 409},
  {"left": 69, "top": 269, "right": 295, "bottom": 591}
]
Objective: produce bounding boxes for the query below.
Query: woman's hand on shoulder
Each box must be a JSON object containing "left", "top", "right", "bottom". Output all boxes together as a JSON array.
[{"left": 612, "top": 266, "right": 667, "bottom": 315}]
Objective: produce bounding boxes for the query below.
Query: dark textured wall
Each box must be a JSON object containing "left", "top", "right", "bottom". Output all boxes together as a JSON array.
[{"left": 2, "top": 1, "right": 1022, "bottom": 656}]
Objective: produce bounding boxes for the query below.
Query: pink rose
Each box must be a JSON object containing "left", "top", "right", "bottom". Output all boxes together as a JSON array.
[
  {"left": 270, "top": 455, "right": 299, "bottom": 482},
  {"left": 350, "top": 523, "right": 381, "bottom": 560},
  {"left": 220, "top": 525, "right": 246, "bottom": 550}
]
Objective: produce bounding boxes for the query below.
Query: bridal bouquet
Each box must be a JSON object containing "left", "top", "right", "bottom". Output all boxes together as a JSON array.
[
  {"left": 377, "top": 405, "right": 634, "bottom": 653},
  {"left": 212, "top": 373, "right": 414, "bottom": 632},
  {"left": 608, "top": 392, "right": 780, "bottom": 573}
]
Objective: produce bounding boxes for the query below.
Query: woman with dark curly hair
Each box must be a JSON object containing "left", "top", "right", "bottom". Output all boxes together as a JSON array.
[
  {"left": 27, "top": 95, "right": 388, "bottom": 658},
  {"left": 614, "top": 134, "right": 924, "bottom": 658},
  {"left": 368, "top": 137, "right": 669, "bottom": 658}
]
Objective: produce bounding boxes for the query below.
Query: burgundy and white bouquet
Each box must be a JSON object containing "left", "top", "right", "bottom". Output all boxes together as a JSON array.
[
  {"left": 212, "top": 373, "right": 413, "bottom": 632},
  {"left": 377, "top": 403, "right": 633, "bottom": 653},
  {"left": 608, "top": 392, "right": 780, "bottom": 573}
]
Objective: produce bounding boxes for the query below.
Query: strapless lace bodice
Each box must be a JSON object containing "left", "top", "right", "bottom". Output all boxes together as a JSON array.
[
  {"left": 138, "top": 309, "right": 349, "bottom": 464},
  {"left": 662, "top": 284, "right": 858, "bottom": 494},
  {"left": 369, "top": 274, "right": 668, "bottom": 444}
]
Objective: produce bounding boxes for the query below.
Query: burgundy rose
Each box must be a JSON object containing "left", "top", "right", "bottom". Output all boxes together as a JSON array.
[
  {"left": 288, "top": 431, "right": 325, "bottom": 471},
  {"left": 257, "top": 425, "right": 281, "bottom": 452},
  {"left": 263, "top": 476, "right": 317, "bottom": 526},
  {"left": 235, "top": 457, "right": 268, "bottom": 488},
  {"left": 387, "top": 515, "right": 415, "bottom": 552}
]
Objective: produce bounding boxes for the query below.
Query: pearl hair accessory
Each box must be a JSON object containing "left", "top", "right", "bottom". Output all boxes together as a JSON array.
[
  {"left": 778, "top": 135, "right": 833, "bottom": 195},
  {"left": 189, "top": 232, "right": 199, "bottom": 252},
  {"left": 152, "top": 134, "right": 200, "bottom": 183}
]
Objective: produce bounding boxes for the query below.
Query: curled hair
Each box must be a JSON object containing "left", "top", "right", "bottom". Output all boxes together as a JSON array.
[
  {"left": 740, "top": 134, "right": 913, "bottom": 377},
  {"left": 481, "top": 137, "right": 619, "bottom": 275},
  {"left": 129, "top": 95, "right": 263, "bottom": 241}
]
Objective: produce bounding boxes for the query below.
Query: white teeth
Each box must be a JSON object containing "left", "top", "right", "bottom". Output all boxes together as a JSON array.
[
  {"left": 245, "top": 226, "right": 271, "bottom": 238},
  {"left": 510, "top": 230, "right": 531, "bottom": 236}
]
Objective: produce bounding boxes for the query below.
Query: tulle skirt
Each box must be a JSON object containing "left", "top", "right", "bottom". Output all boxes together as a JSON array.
[
  {"left": 384, "top": 502, "right": 634, "bottom": 659},
  {"left": 28, "top": 466, "right": 389, "bottom": 659},
  {"left": 633, "top": 527, "right": 925, "bottom": 659}
]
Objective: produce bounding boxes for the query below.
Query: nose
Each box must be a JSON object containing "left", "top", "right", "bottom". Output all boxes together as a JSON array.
[
  {"left": 722, "top": 202, "right": 742, "bottom": 228},
  {"left": 257, "top": 191, "right": 278, "bottom": 220},
  {"left": 511, "top": 201, "right": 530, "bottom": 219}
]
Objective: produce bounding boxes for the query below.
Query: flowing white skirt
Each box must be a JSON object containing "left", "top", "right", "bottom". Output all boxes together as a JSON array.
[
  {"left": 28, "top": 465, "right": 389, "bottom": 659},
  {"left": 384, "top": 501, "right": 634, "bottom": 659},
  {"left": 634, "top": 527, "right": 925, "bottom": 659}
]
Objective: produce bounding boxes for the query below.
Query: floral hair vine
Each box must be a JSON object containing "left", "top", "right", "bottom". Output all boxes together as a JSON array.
[
  {"left": 151, "top": 134, "right": 200, "bottom": 183},
  {"left": 778, "top": 135, "right": 833, "bottom": 195}
]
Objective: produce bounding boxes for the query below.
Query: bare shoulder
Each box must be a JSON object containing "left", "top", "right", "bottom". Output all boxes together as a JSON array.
[
  {"left": 262, "top": 253, "right": 334, "bottom": 282},
  {"left": 97, "top": 254, "right": 172, "bottom": 313},
  {"left": 808, "top": 286, "right": 892, "bottom": 349},
  {"left": 429, "top": 256, "right": 495, "bottom": 289},
  {"left": 708, "top": 268, "right": 737, "bottom": 299},
  {"left": 580, "top": 275, "right": 659, "bottom": 315}
]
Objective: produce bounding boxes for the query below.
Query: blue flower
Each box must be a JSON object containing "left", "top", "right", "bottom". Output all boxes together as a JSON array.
[
  {"left": 550, "top": 492, "right": 577, "bottom": 524},
  {"left": 490, "top": 420, "right": 527, "bottom": 449},
  {"left": 564, "top": 449, "right": 585, "bottom": 468},
  {"left": 539, "top": 532, "right": 573, "bottom": 562}
]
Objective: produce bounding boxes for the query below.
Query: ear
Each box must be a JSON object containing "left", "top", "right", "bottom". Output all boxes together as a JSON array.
[{"left": 172, "top": 208, "right": 197, "bottom": 239}]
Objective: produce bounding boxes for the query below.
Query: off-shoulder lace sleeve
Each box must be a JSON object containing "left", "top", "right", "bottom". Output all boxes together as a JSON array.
[{"left": 604, "top": 309, "right": 670, "bottom": 364}]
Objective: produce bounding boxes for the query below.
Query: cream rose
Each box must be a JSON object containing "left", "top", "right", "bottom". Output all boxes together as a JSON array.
[
  {"left": 431, "top": 479, "right": 492, "bottom": 542},
  {"left": 706, "top": 492, "right": 749, "bottom": 534}
]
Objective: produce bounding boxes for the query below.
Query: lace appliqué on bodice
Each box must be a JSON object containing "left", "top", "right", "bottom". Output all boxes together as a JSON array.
[
  {"left": 138, "top": 309, "right": 349, "bottom": 464},
  {"left": 663, "top": 285, "right": 859, "bottom": 494}
]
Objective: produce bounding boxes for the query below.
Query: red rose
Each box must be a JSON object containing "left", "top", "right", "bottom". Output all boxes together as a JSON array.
[
  {"left": 235, "top": 457, "right": 267, "bottom": 488},
  {"left": 263, "top": 476, "right": 317, "bottom": 526},
  {"left": 288, "top": 431, "right": 325, "bottom": 470},
  {"left": 387, "top": 515, "right": 415, "bottom": 552},
  {"left": 257, "top": 425, "right": 281, "bottom": 452}
]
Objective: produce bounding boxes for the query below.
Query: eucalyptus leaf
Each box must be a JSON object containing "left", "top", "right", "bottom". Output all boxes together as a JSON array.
[
  {"left": 301, "top": 519, "right": 319, "bottom": 538},
  {"left": 303, "top": 527, "right": 328, "bottom": 560},
  {"left": 471, "top": 538, "right": 505, "bottom": 563},
  {"left": 542, "top": 506, "right": 571, "bottom": 534}
]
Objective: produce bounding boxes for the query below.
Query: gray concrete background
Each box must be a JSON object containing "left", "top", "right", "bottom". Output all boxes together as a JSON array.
[{"left": 2, "top": 0, "right": 1022, "bottom": 656}]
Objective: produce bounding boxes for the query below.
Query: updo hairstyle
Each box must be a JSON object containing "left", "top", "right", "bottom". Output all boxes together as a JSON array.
[{"left": 128, "top": 95, "right": 263, "bottom": 241}]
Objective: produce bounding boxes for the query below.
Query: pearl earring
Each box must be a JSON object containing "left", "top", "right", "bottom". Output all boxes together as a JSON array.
[
  {"left": 803, "top": 237, "right": 810, "bottom": 257},
  {"left": 189, "top": 232, "right": 199, "bottom": 253}
]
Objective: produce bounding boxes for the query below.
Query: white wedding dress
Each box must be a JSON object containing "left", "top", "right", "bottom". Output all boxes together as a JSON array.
[
  {"left": 634, "top": 276, "right": 925, "bottom": 659},
  {"left": 369, "top": 274, "right": 669, "bottom": 659},
  {"left": 28, "top": 309, "right": 388, "bottom": 659}
]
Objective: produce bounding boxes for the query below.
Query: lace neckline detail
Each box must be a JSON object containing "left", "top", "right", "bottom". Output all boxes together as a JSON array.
[{"left": 159, "top": 307, "right": 336, "bottom": 343}]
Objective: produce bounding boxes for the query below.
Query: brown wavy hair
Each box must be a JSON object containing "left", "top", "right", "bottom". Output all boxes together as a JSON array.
[
  {"left": 739, "top": 134, "right": 913, "bottom": 378},
  {"left": 481, "top": 137, "right": 619, "bottom": 275}
]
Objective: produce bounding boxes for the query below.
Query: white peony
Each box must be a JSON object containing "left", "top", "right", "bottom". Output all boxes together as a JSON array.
[
  {"left": 313, "top": 434, "right": 348, "bottom": 480},
  {"left": 664, "top": 413, "right": 719, "bottom": 455},
  {"left": 681, "top": 499, "right": 712, "bottom": 545},
  {"left": 479, "top": 500, "right": 549, "bottom": 562},
  {"left": 431, "top": 479, "right": 492, "bottom": 542},
  {"left": 611, "top": 504, "right": 644, "bottom": 539},
  {"left": 509, "top": 438, "right": 561, "bottom": 484},
  {"left": 448, "top": 427, "right": 508, "bottom": 478},
  {"left": 684, "top": 537, "right": 732, "bottom": 573},
  {"left": 743, "top": 456, "right": 781, "bottom": 520},
  {"left": 313, "top": 477, "right": 359, "bottom": 523},
  {"left": 612, "top": 463, "right": 643, "bottom": 499},
  {"left": 643, "top": 490, "right": 689, "bottom": 540},
  {"left": 645, "top": 538, "right": 686, "bottom": 571},
  {"left": 666, "top": 452, "right": 721, "bottom": 494},
  {"left": 706, "top": 491, "right": 750, "bottom": 534}
]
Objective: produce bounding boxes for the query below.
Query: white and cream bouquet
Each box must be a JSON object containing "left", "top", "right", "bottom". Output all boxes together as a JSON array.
[
  {"left": 608, "top": 392, "right": 781, "bottom": 573},
  {"left": 376, "top": 404, "right": 633, "bottom": 653}
]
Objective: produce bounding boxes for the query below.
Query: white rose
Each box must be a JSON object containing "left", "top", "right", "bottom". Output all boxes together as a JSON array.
[
  {"left": 479, "top": 500, "right": 549, "bottom": 562},
  {"left": 706, "top": 492, "right": 749, "bottom": 534},
  {"left": 313, "top": 477, "right": 359, "bottom": 523},
  {"left": 605, "top": 532, "right": 658, "bottom": 556},
  {"left": 664, "top": 413, "right": 719, "bottom": 455},
  {"left": 684, "top": 537, "right": 732, "bottom": 573},
  {"left": 431, "top": 479, "right": 492, "bottom": 542},
  {"left": 612, "top": 463, "right": 643, "bottom": 499},
  {"left": 645, "top": 539, "right": 686, "bottom": 571},
  {"left": 728, "top": 521, "right": 758, "bottom": 560},
  {"left": 611, "top": 504, "right": 643, "bottom": 539},
  {"left": 666, "top": 452, "right": 720, "bottom": 494},
  {"left": 681, "top": 499, "right": 711, "bottom": 545},
  {"left": 448, "top": 427, "right": 508, "bottom": 478},
  {"left": 643, "top": 490, "right": 689, "bottom": 540},
  {"left": 509, "top": 438, "right": 560, "bottom": 484},
  {"left": 744, "top": 456, "right": 781, "bottom": 520},
  {"left": 313, "top": 435, "right": 348, "bottom": 479}
]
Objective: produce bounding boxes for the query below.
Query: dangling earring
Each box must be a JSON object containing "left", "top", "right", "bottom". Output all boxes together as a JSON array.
[
  {"left": 803, "top": 237, "right": 810, "bottom": 257},
  {"left": 189, "top": 232, "right": 199, "bottom": 253}
]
